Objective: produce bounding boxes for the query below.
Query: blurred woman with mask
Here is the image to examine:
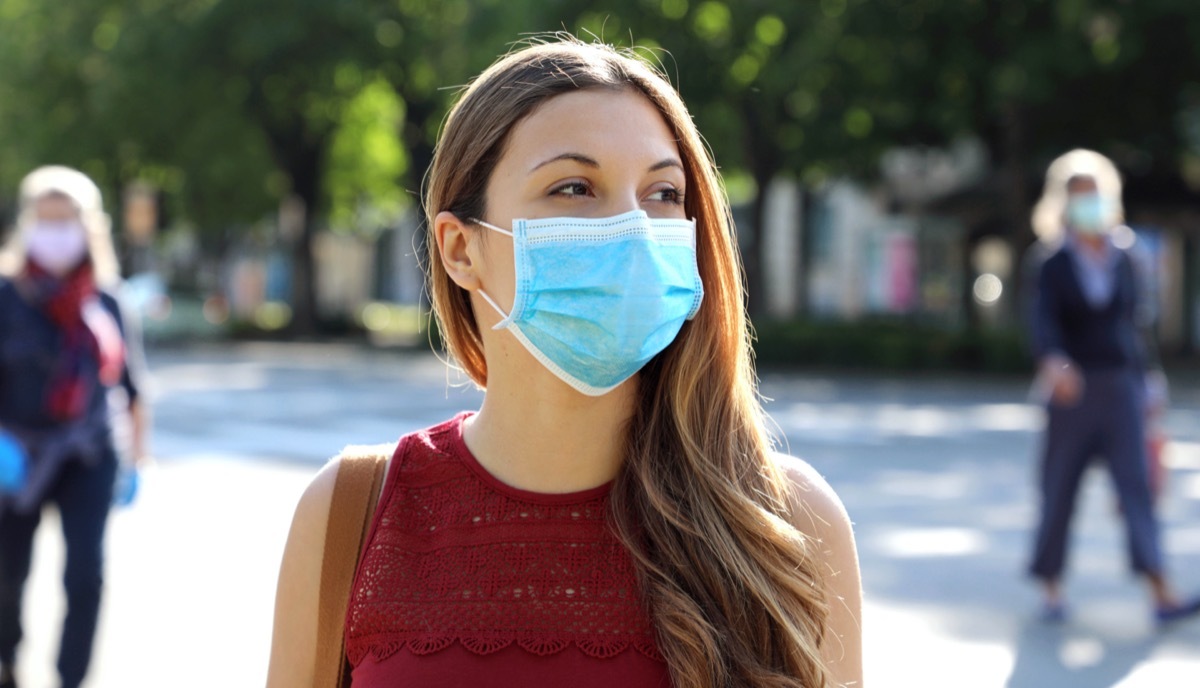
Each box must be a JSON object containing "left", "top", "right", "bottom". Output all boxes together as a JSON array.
[
  {"left": 1027, "top": 149, "right": 1198, "bottom": 626},
  {"left": 0, "top": 165, "right": 147, "bottom": 688}
]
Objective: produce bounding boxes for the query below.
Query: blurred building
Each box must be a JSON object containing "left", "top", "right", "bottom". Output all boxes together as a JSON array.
[
  {"left": 757, "top": 141, "right": 1200, "bottom": 359},
  {"left": 760, "top": 140, "right": 985, "bottom": 327}
]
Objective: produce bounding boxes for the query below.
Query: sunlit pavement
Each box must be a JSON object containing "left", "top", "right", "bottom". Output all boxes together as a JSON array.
[
  {"left": 15, "top": 343, "right": 1200, "bottom": 687},
  {"left": 764, "top": 372, "right": 1200, "bottom": 687}
]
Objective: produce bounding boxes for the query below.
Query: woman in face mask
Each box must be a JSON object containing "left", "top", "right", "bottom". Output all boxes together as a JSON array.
[
  {"left": 0, "top": 165, "right": 148, "bottom": 688},
  {"left": 268, "top": 38, "right": 862, "bottom": 688},
  {"left": 1026, "top": 149, "right": 1199, "bottom": 625}
]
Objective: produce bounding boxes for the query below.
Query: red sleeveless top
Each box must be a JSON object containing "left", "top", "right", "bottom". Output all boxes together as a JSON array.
[{"left": 345, "top": 413, "right": 671, "bottom": 687}]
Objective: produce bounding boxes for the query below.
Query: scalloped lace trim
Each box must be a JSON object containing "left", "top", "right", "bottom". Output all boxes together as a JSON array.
[{"left": 348, "top": 635, "right": 664, "bottom": 665}]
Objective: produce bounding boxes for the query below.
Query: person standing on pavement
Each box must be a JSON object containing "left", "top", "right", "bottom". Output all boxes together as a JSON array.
[
  {"left": 1026, "top": 148, "right": 1199, "bottom": 625},
  {"left": 0, "top": 166, "right": 149, "bottom": 688},
  {"left": 268, "top": 37, "right": 862, "bottom": 688}
]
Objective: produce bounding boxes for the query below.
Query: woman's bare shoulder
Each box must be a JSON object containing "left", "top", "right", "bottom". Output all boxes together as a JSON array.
[
  {"left": 265, "top": 457, "right": 341, "bottom": 687},
  {"left": 772, "top": 453, "right": 853, "bottom": 540},
  {"left": 280, "top": 447, "right": 393, "bottom": 565},
  {"left": 296, "top": 457, "right": 341, "bottom": 527},
  {"left": 295, "top": 444, "right": 394, "bottom": 520},
  {"left": 772, "top": 452, "right": 863, "bottom": 686}
]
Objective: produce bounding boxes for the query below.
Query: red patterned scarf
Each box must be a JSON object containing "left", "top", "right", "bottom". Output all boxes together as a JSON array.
[{"left": 20, "top": 260, "right": 126, "bottom": 420}]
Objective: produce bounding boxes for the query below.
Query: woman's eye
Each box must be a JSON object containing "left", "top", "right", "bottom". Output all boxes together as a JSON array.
[
  {"left": 550, "top": 181, "right": 592, "bottom": 198},
  {"left": 649, "top": 187, "right": 685, "bottom": 205}
]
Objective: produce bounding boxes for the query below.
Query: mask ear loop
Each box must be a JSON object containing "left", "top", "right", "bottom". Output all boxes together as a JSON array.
[
  {"left": 469, "top": 218, "right": 513, "bottom": 237},
  {"left": 467, "top": 217, "right": 515, "bottom": 329},
  {"left": 476, "top": 290, "right": 513, "bottom": 330}
]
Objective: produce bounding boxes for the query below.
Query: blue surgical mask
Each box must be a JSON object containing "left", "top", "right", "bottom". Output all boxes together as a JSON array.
[
  {"left": 1066, "top": 193, "right": 1112, "bottom": 235},
  {"left": 473, "top": 209, "right": 704, "bottom": 396}
]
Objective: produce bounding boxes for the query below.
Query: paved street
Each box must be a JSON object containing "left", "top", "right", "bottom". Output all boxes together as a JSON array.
[{"left": 16, "top": 343, "right": 1200, "bottom": 687}]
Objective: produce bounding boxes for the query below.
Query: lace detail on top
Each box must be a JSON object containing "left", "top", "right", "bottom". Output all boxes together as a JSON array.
[{"left": 345, "top": 413, "right": 663, "bottom": 666}]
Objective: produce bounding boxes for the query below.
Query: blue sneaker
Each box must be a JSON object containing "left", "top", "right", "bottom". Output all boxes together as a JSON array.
[{"left": 1155, "top": 597, "right": 1200, "bottom": 627}]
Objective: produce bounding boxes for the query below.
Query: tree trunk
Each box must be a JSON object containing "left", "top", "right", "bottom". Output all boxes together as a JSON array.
[
  {"left": 403, "top": 110, "right": 436, "bottom": 309},
  {"left": 740, "top": 96, "right": 779, "bottom": 318},
  {"left": 999, "top": 100, "right": 1033, "bottom": 329},
  {"left": 745, "top": 172, "right": 770, "bottom": 317},
  {"left": 1184, "top": 235, "right": 1198, "bottom": 356},
  {"left": 248, "top": 79, "right": 329, "bottom": 337},
  {"left": 795, "top": 186, "right": 810, "bottom": 318},
  {"left": 961, "top": 234, "right": 979, "bottom": 332},
  {"left": 403, "top": 103, "right": 436, "bottom": 218},
  {"left": 285, "top": 144, "right": 324, "bottom": 337}
]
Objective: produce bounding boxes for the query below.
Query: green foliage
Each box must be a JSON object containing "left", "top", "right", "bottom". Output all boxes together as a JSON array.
[
  {"left": 326, "top": 77, "right": 409, "bottom": 232},
  {"left": 369, "top": 0, "right": 530, "bottom": 170},
  {"left": 7, "top": 0, "right": 1199, "bottom": 229},
  {"left": 4, "top": 0, "right": 1200, "bottom": 329}
]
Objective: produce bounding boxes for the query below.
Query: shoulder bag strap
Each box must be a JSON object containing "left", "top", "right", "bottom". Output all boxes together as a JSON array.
[{"left": 315, "top": 444, "right": 393, "bottom": 688}]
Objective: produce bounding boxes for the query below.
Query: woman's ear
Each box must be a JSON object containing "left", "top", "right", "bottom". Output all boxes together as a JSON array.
[{"left": 434, "top": 210, "right": 482, "bottom": 291}]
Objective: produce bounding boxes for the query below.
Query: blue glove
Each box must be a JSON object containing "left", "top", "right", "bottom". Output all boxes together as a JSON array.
[
  {"left": 113, "top": 465, "right": 140, "bottom": 507},
  {"left": 0, "top": 431, "right": 27, "bottom": 494}
]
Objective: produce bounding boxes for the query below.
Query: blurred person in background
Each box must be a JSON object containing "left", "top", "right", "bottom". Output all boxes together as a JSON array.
[
  {"left": 268, "top": 38, "right": 861, "bottom": 688},
  {"left": 0, "top": 166, "right": 148, "bottom": 688},
  {"left": 1026, "top": 148, "right": 1198, "bottom": 626}
]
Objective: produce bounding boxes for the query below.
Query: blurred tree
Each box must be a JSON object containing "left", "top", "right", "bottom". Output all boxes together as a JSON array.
[
  {"left": 833, "top": 0, "right": 1200, "bottom": 325},
  {"left": 836, "top": 0, "right": 1200, "bottom": 238},
  {"left": 548, "top": 0, "right": 898, "bottom": 314},
  {"left": 0, "top": 0, "right": 139, "bottom": 212},
  {"left": 137, "top": 0, "right": 385, "bottom": 334},
  {"left": 0, "top": 0, "right": 404, "bottom": 333},
  {"left": 0, "top": 0, "right": 281, "bottom": 236},
  {"left": 548, "top": 0, "right": 1200, "bottom": 314},
  {"left": 326, "top": 75, "right": 408, "bottom": 233},
  {"left": 4, "top": 0, "right": 1200, "bottom": 330},
  {"left": 365, "top": 0, "right": 537, "bottom": 281}
]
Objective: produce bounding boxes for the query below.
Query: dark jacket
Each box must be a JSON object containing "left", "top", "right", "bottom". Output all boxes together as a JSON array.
[
  {"left": 1030, "top": 245, "right": 1143, "bottom": 372},
  {"left": 0, "top": 277, "right": 141, "bottom": 511}
]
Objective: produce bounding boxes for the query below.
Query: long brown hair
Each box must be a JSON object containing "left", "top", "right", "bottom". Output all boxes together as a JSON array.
[{"left": 425, "top": 37, "right": 830, "bottom": 687}]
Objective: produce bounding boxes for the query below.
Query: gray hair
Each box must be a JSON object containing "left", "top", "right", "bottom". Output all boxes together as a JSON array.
[
  {"left": 0, "top": 165, "right": 122, "bottom": 287},
  {"left": 1030, "top": 149, "right": 1125, "bottom": 244}
]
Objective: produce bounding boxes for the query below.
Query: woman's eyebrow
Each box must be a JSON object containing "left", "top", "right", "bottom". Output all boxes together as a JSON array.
[
  {"left": 530, "top": 152, "right": 600, "bottom": 173},
  {"left": 528, "top": 154, "right": 684, "bottom": 174},
  {"left": 648, "top": 158, "right": 683, "bottom": 173}
]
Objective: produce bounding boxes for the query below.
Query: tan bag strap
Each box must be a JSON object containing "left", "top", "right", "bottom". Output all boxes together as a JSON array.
[{"left": 315, "top": 445, "right": 393, "bottom": 688}]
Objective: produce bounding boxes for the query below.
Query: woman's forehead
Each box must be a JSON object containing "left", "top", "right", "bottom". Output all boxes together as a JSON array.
[
  {"left": 1066, "top": 175, "right": 1099, "bottom": 193},
  {"left": 503, "top": 89, "right": 680, "bottom": 169},
  {"left": 33, "top": 192, "right": 83, "bottom": 217}
]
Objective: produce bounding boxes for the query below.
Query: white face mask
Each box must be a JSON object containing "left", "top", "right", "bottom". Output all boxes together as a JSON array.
[{"left": 25, "top": 221, "right": 89, "bottom": 275}]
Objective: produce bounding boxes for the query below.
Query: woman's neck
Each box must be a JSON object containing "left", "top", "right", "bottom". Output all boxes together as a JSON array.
[{"left": 463, "top": 370, "right": 636, "bottom": 494}]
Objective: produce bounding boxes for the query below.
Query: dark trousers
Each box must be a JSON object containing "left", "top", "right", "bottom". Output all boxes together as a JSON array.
[
  {"left": 0, "top": 450, "right": 116, "bottom": 688},
  {"left": 1029, "top": 369, "right": 1163, "bottom": 581}
]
